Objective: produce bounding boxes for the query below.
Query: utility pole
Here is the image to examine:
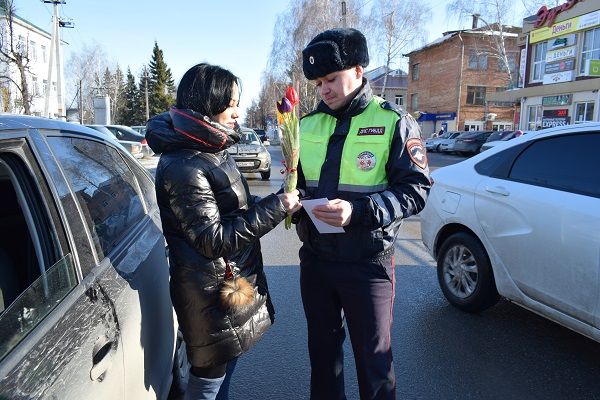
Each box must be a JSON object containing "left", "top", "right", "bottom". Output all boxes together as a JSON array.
[
  {"left": 42, "top": 0, "right": 69, "bottom": 119},
  {"left": 341, "top": 1, "right": 347, "bottom": 27},
  {"left": 78, "top": 79, "right": 83, "bottom": 123}
]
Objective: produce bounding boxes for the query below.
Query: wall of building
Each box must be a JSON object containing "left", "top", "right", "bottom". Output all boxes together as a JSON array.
[
  {"left": 0, "top": 16, "right": 60, "bottom": 117},
  {"left": 407, "top": 29, "right": 520, "bottom": 133}
]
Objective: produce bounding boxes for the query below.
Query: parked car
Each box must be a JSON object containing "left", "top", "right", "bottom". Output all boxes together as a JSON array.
[
  {"left": 439, "top": 131, "right": 469, "bottom": 153},
  {"left": 104, "top": 125, "right": 154, "bottom": 158},
  {"left": 425, "top": 131, "right": 462, "bottom": 152},
  {"left": 86, "top": 124, "right": 144, "bottom": 159},
  {"left": 131, "top": 125, "right": 147, "bottom": 136},
  {"left": 480, "top": 130, "right": 525, "bottom": 152},
  {"left": 452, "top": 130, "right": 494, "bottom": 155},
  {"left": 420, "top": 122, "right": 600, "bottom": 343},
  {"left": 227, "top": 127, "right": 272, "bottom": 180},
  {"left": 0, "top": 115, "right": 186, "bottom": 398}
]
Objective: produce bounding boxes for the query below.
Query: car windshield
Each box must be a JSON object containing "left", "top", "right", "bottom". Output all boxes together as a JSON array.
[{"left": 240, "top": 131, "right": 261, "bottom": 144}]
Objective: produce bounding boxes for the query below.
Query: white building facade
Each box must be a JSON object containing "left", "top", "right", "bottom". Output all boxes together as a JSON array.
[{"left": 0, "top": 12, "right": 63, "bottom": 118}]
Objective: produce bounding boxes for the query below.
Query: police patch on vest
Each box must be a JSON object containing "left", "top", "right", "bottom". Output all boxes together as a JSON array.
[
  {"left": 356, "top": 151, "right": 376, "bottom": 171},
  {"left": 406, "top": 138, "right": 428, "bottom": 170},
  {"left": 357, "top": 126, "right": 385, "bottom": 136}
]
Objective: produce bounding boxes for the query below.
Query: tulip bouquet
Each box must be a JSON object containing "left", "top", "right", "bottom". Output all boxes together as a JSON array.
[{"left": 276, "top": 86, "right": 300, "bottom": 229}]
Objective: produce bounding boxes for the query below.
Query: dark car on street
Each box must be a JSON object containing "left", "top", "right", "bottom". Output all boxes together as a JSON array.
[
  {"left": 0, "top": 115, "right": 186, "bottom": 399},
  {"left": 453, "top": 130, "right": 494, "bottom": 155}
]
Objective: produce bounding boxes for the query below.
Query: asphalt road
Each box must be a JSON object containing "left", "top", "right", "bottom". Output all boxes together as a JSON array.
[{"left": 144, "top": 147, "right": 600, "bottom": 400}]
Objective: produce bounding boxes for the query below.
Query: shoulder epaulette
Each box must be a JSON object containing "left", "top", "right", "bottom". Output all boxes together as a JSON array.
[{"left": 377, "top": 98, "right": 409, "bottom": 118}]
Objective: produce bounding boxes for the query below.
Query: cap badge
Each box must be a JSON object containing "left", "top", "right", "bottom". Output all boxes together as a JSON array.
[
  {"left": 309, "top": 56, "right": 315, "bottom": 65},
  {"left": 357, "top": 151, "right": 376, "bottom": 171}
]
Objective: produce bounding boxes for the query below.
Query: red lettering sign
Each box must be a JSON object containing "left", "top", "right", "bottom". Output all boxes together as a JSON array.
[{"left": 535, "top": 0, "right": 581, "bottom": 28}]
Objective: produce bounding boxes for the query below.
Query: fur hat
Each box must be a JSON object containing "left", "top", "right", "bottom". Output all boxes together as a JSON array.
[{"left": 302, "top": 28, "right": 369, "bottom": 80}]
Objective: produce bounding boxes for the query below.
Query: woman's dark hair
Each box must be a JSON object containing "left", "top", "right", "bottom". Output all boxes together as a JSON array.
[{"left": 176, "top": 63, "right": 241, "bottom": 118}]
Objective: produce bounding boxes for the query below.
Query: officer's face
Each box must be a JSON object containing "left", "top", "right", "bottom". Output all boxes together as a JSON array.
[
  {"left": 314, "top": 66, "right": 364, "bottom": 110},
  {"left": 214, "top": 83, "right": 240, "bottom": 130}
]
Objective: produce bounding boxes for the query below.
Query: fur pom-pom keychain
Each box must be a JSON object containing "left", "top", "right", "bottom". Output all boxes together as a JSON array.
[{"left": 220, "top": 259, "right": 254, "bottom": 309}]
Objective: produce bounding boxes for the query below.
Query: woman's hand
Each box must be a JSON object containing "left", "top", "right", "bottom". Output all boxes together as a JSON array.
[{"left": 278, "top": 190, "right": 302, "bottom": 214}]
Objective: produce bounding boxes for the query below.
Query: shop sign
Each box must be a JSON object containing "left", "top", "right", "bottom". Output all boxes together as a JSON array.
[
  {"left": 530, "top": 10, "right": 600, "bottom": 44},
  {"left": 587, "top": 59, "right": 600, "bottom": 76},
  {"left": 535, "top": 0, "right": 580, "bottom": 28},
  {"left": 544, "top": 58, "right": 575, "bottom": 74},
  {"left": 545, "top": 45, "right": 577, "bottom": 62},
  {"left": 543, "top": 70, "right": 573, "bottom": 84},
  {"left": 542, "top": 94, "right": 572, "bottom": 106},
  {"left": 543, "top": 109, "right": 569, "bottom": 118},
  {"left": 542, "top": 116, "right": 571, "bottom": 128},
  {"left": 549, "top": 34, "right": 577, "bottom": 49}
]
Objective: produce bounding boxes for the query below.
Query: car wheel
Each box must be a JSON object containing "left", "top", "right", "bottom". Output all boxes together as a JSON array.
[
  {"left": 435, "top": 144, "right": 441, "bottom": 152},
  {"left": 260, "top": 170, "right": 271, "bottom": 180},
  {"left": 168, "top": 330, "right": 189, "bottom": 398},
  {"left": 437, "top": 232, "right": 499, "bottom": 313}
]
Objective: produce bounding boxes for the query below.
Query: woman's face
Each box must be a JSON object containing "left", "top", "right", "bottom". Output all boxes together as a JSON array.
[{"left": 213, "top": 83, "right": 240, "bottom": 130}]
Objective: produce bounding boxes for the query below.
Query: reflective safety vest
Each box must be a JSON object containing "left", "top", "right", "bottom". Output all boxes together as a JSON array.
[{"left": 300, "top": 96, "right": 399, "bottom": 193}]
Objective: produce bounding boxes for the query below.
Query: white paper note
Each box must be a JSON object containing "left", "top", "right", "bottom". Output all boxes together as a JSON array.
[{"left": 301, "top": 198, "right": 345, "bottom": 234}]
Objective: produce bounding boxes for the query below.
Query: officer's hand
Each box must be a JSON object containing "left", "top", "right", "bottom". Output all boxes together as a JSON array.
[
  {"left": 277, "top": 190, "right": 302, "bottom": 214},
  {"left": 312, "top": 199, "right": 352, "bottom": 227}
]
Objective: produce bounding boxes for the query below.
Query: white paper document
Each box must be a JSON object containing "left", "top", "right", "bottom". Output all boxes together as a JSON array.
[{"left": 301, "top": 198, "right": 345, "bottom": 234}]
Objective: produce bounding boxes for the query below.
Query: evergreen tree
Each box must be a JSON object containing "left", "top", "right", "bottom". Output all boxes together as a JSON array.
[
  {"left": 118, "top": 67, "right": 139, "bottom": 126},
  {"left": 112, "top": 66, "right": 126, "bottom": 124},
  {"left": 148, "top": 42, "right": 176, "bottom": 117}
]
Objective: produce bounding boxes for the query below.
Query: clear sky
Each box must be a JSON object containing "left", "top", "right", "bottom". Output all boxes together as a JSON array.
[{"left": 14, "top": 0, "right": 526, "bottom": 119}]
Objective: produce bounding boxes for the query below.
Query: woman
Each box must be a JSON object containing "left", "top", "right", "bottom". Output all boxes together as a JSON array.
[{"left": 145, "top": 63, "right": 300, "bottom": 399}]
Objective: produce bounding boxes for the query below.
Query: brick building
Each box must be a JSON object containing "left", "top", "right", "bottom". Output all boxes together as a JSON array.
[{"left": 405, "top": 21, "right": 521, "bottom": 137}]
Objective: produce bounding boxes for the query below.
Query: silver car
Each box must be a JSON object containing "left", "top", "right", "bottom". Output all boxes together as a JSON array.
[
  {"left": 0, "top": 115, "right": 186, "bottom": 399},
  {"left": 228, "top": 127, "right": 272, "bottom": 180}
]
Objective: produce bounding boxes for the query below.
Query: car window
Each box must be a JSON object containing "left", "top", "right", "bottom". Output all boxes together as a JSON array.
[
  {"left": 240, "top": 132, "right": 260, "bottom": 145},
  {"left": 47, "top": 137, "right": 146, "bottom": 258},
  {"left": 0, "top": 253, "right": 76, "bottom": 360},
  {"left": 122, "top": 155, "right": 156, "bottom": 210},
  {"left": 509, "top": 133, "right": 600, "bottom": 197}
]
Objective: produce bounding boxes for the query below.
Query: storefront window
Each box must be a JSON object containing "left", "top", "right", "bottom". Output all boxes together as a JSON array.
[
  {"left": 531, "top": 42, "right": 547, "bottom": 82},
  {"left": 580, "top": 27, "right": 600, "bottom": 74},
  {"left": 574, "top": 102, "right": 595, "bottom": 123},
  {"left": 527, "top": 105, "right": 542, "bottom": 130}
]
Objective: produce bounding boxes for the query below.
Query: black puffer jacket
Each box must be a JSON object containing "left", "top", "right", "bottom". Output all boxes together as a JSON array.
[{"left": 146, "top": 108, "right": 287, "bottom": 367}]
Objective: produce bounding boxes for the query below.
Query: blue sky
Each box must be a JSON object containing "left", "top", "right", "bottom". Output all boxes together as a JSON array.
[{"left": 15, "top": 0, "right": 524, "bottom": 118}]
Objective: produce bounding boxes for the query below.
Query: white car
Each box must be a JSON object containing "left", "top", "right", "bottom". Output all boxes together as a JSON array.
[
  {"left": 420, "top": 122, "right": 600, "bottom": 343},
  {"left": 425, "top": 131, "right": 462, "bottom": 152}
]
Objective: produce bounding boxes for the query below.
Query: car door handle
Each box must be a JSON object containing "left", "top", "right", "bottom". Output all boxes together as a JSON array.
[
  {"left": 90, "top": 337, "right": 115, "bottom": 382},
  {"left": 485, "top": 186, "right": 510, "bottom": 196}
]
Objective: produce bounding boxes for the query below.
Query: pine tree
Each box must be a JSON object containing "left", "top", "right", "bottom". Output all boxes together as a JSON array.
[
  {"left": 112, "top": 66, "right": 126, "bottom": 124},
  {"left": 148, "top": 42, "right": 176, "bottom": 118},
  {"left": 118, "top": 67, "right": 139, "bottom": 125}
]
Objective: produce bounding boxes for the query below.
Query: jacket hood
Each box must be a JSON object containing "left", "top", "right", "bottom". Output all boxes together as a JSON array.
[{"left": 145, "top": 107, "right": 240, "bottom": 154}]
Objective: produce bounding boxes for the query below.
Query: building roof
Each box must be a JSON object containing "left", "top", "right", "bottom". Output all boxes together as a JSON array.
[
  {"left": 370, "top": 71, "right": 408, "bottom": 89},
  {"left": 404, "top": 25, "right": 520, "bottom": 56},
  {"left": 0, "top": 8, "right": 52, "bottom": 39}
]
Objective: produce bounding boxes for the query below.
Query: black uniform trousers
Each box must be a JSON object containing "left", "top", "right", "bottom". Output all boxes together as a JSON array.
[{"left": 300, "top": 249, "right": 396, "bottom": 400}]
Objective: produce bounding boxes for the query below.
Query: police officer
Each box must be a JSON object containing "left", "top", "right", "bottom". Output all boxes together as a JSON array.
[{"left": 295, "top": 28, "right": 431, "bottom": 400}]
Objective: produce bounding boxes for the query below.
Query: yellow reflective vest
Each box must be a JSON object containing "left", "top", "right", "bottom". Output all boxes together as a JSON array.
[{"left": 299, "top": 96, "right": 399, "bottom": 193}]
